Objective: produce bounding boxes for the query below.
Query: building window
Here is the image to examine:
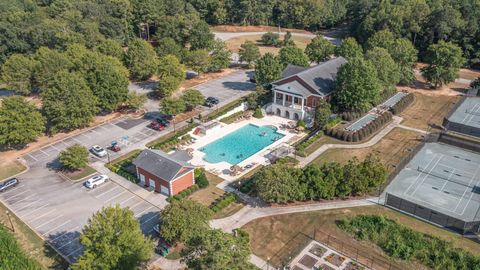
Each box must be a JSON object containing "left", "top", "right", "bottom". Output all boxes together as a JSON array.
[{"left": 276, "top": 92, "right": 283, "bottom": 99}]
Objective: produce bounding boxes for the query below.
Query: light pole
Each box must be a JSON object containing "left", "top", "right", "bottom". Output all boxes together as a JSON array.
[{"left": 6, "top": 210, "right": 14, "bottom": 232}]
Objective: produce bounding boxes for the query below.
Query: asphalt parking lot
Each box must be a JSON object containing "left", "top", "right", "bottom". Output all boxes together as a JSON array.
[{"left": 0, "top": 168, "right": 161, "bottom": 263}]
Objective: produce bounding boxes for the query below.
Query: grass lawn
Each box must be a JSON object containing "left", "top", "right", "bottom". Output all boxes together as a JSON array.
[
  {"left": 188, "top": 172, "right": 225, "bottom": 206},
  {"left": 61, "top": 166, "right": 96, "bottom": 182},
  {"left": 400, "top": 93, "right": 459, "bottom": 131},
  {"left": 225, "top": 34, "right": 313, "bottom": 55},
  {"left": 312, "top": 128, "right": 422, "bottom": 174},
  {"left": 0, "top": 202, "right": 68, "bottom": 269},
  {"left": 303, "top": 136, "right": 341, "bottom": 156},
  {"left": 213, "top": 201, "right": 245, "bottom": 219},
  {"left": 0, "top": 159, "right": 26, "bottom": 180},
  {"left": 242, "top": 205, "right": 480, "bottom": 269}
]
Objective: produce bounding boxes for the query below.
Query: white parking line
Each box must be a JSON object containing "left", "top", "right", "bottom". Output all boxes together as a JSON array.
[
  {"left": 43, "top": 220, "right": 71, "bottom": 236},
  {"left": 21, "top": 203, "right": 49, "bottom": 218},
  {"left": 73, "top": 137, "right": 84, "bottom": 144},
  {"left": 104, "top": 190, "right": 127, "bottom": 204},
  {"left": 50, "top": 225, "right": 80, "bottom": 242},
  {"left": 8, "top": 193, "right": 35, "bottom": 204},
  {"left": 95, "top": 186, "right": 121, "bottom": 199},
  {"left": 39, "top": 149, "right": 49, "bottom": 156},
  {"left": 141, "top": 213, "right": 159, "bottom": 225},
  {"left": 57, "top": 236, "right": 79, "bottom": 250},
  {"left": 29, "top": 209, "right": 57, "bottom": 223},
  {"left": 119, "top": 196, "right": 135, "bottom": 206},
  {"left": 128, "top": 201, "right": 143, "bottom": 211},
  {"left": 0, "top": 186, "right": 26, "bottom": 197},
  {"left": 66, "top": 246, "right": 83, "bottom": 257},
  {"left": 17, "top": 199, "right": 41, "bottom": 212},
  {"left": 27, "top": 153, "right": 38, "bottom": 161},
  {"left": 80, "top": 133, "right": 91, "bottom": 139},
  {"left": 135, "top": 206, "right": 155, "bottom": 218},
  {"left": 35, "top": 215, "right": 64, "bottom": 229},
  {"left": 90, "top": 129, "right": 101, "bottom": 135},
  {"left": 50, "top": 144, "right": 61, "bottom": 151}
]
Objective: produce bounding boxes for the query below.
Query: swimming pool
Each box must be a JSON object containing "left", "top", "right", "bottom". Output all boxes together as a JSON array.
[{"left": 200, "top": 124, "right": 284, "bottom": 165}]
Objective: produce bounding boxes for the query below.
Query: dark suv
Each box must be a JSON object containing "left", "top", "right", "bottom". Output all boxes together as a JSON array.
[
  {"left": 204, "top": 96, "right": 219, "bottom": 107},
  {"left": 0, "top": 178, "right": 19, "bottom": 192}
]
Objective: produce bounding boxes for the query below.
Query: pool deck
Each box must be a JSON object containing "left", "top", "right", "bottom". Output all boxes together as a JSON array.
[{"left": 188, "top": 115, "right": 305, "bottom": 181}]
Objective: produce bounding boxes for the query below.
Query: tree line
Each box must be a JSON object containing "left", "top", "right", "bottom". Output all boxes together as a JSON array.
[{"left": 255, "top": 154, "right": 387, "bottom": 204}]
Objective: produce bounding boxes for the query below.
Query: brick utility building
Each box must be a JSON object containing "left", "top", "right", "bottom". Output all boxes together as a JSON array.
[
  {"left": 133, "top": 149, "right": 195, "bottom": 196},
  {"left": 267, "top": 57, "right": 347, "bottom": 125}
]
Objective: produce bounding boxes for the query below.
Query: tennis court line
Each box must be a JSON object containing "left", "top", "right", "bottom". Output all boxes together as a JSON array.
[
  {"left": 455, "top": 163, "right": 480, "bottom": 215},
  {"left": 411, "top": 154, "right": 444, "bottom": 196},
  {"left": 404, "top": 154, "right": 437, "bottom": 196}
]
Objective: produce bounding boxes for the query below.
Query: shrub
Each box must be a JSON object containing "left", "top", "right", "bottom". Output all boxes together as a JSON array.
[
  {"left": 240, "top": 178, "right": 255, "bottom": 194},
  {"left": 253, "top": 106, "right": 264, "bottom": 118},
  {"left": 297, "top": 119, "right": 306, "bottom": 128},
  {"left": 167, "top": 184, "right": 200, "bottom": 202},
  {"left": 106, "top": 150, "right": 142, "bottom": 184},
  {"left": 195, "top": 168, "right": 209, "bottom": 188},
  {"left": 352, "top": 132, "right": 359, "bottom": 142},
  {"left": 261, "top": 32, "right": 280, "bottom": 47},
  {"left": 210, "top": 193, "right": 237, "bottom": 213}
]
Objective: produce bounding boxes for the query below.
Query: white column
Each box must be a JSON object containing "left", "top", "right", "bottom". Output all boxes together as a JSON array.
[
  {"left": 282, "top": 93, "right": 286, "bottom": 106},
  {"left": 272, "top": 90, "right": 276, "bottom": 104},
  {"left": 301, "top": 98, "right": 305, "bottom": 119}
]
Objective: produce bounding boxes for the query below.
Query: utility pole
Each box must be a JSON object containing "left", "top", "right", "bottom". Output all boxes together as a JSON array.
[{"left": 6, "top": 210, "right": 14, "bottom": 232}]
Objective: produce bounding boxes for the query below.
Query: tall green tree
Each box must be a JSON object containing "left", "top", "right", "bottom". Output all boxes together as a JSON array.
[
  {"left": 313, "top": 99, "right": 331, "bottom": 130},
  {"left": 209, "top": 39, "right": 231, "bottom": 72},
  {"left": 365, "top": 47, "right": 401, "bottom": 90},
  {"left": 421, "top": 41, "right": 465, "bottom": 88},
  {"left": 365, "top": 30, "right": 396, "bottom": 52},
  {"left": 254, "top": 53, "right": 283, "bottom": 86},
  {"left": 155, "top": 37, "right": 184, "bottom": 59},
  {"left": 333, "top": 57, "right": 381, "bottom": 112},
  {"left": 87, "top": 56, "right": 130, "bottom": 111},
  {"left": 124, "top": 38, "right": 158, "bottom": 80},
  {"left": 390, "top": 38, "right": 418, "bottom": 85},
  {"left": 58, "top": 144, "right": 89, "bottom": 171},
  {"left": 305, "top": 36, "right": 335, "bottom": 64},
  {"left": 157, "top": 55, "right": 185, "bottom": 97},
  {"left": 41, "top": 71, "right": 98, "bottom": 133},
  {"left": 160, "top": 97, "right": 186, "bottom": 120},
  {"left": 1, "top": 54, "right": 37, "bottom": 95},
  {"left": 0, "top": 96, "right": 44, "bottom": 148},
  {"left": 160, "top": 200, "right": 212, "bottom": 243},
  {"left": 96, "top": 39, "right": 124, "bottom": 61},
  {"left": 360, "top": 154, "right": 387, "bottom": 190},
  {"left": 334, "top": 37, "right": 363, "bottom": 60},
  {"left": 301, "top": 164, "right": 336, "bottom": 200},
  {"left": 124, "top": 92, "right": 147, "bottom": 110},
  {"left": 72, "top": 205, "right": 153, "bottom": 270},
  {"left": 32, "top": 47, "right": 73, "bottom": 90},
  {"left": 181, "top": 89, "right": 204, "bottom": 110},
  {"left": 255, "top": 164, "right": 303, "bottom": 203},
  {"left": 189, "top": 20, "right": 215, "bottom": 50},
  {"left": 181, "top": 229, "right": 253, "bottom": 270},
  {"left": 238, "top": 41, "right": 260, "bottom": 68},
  {"left": 185, "top": 49, "right": 211, "bottom": 74},
  {"left": 278, "top": 45, "right": 310, "bottom": 67}
]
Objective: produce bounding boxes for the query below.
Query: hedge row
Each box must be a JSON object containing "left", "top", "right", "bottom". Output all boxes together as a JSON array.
[
  {"left": 295, "top": 131, "right": 324, "bottom": 157},
  {"left": 219, "top": 111, "right": 245, "bottom": 124},
  {"left": 326, "top": 111, "right": 393, "bottom": 142},
  {"left": 106, "top": 150, "right": 142, "bottom": 184},
  {"left": 324, "top": 116, "right": 341, "bottom": 130},
  {"left": 390, "top": 93, "right": 414, "bottom": 115},
  {"left": 166, "top": 184, "right": 200, "bottom": 202},
  {"left": 341, "top": 111, "right": 364, "bottom": 121},
  {"left": 209, "top": 193, "right": 237, "bottom": 213}
]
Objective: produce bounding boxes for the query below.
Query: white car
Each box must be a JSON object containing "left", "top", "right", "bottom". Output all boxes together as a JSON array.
[
  {"left": 91, "top": 145, "right": 107, "bottom": 157},
  {"left": 85, "top": 175, "right": 108, "bottom": 189}
]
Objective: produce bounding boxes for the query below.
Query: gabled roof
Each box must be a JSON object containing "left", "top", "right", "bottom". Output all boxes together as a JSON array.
[
  {"left": 281, "top": 64, "right": 308, "bottom": 78},
  {"left": 133, "top": 149, "right": 194, "bottom": 182},
  {"left": 273, "top": 57, "right": 347, "bottom": 97}
]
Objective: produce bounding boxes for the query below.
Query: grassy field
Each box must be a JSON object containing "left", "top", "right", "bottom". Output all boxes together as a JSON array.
[
  {"left": 188, "top": 172, "right": 225, "bottom": 206},
  {"left": 400, "top": 93, "right": 459, "bottom": 131},
  {"left": 0, "top": 202, "right": 68, "bottom": 269},
  {"left": 0, "top": 159, "right": 26, "bottom": 180},
  {"left": 303, "top": 135, "right": 341, "bottom": 156},
  {"left": 242, "top": 205, "right": 480, "bottom": 269},
  {"left": 212, "top": 201, "right": 245, "bottom": 219},
  {"left": 61, "top": 166, "right": 96, "bottom": 182},
  {"left": 225, "top": 34, "right": 313, "bottom": 55},
  {"left": 312, "top": 128, "right": 422, "bottom": 174}
]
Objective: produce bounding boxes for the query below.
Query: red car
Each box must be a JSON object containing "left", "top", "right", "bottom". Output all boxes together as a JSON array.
[{"left": 148, "top": 121, "right": 165, "bottom": 131}]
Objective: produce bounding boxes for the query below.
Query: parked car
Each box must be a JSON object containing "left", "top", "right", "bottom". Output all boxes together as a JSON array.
[
  {"left": 148, "top": 121, "right": 165, "bottom": 131},
  {"left": 0, "top": 178, "right": 19, "bottom": 192},
  {"left": 109, "top": 141, "right": 121, "bottom": 152},
  {"left": 204, "top": 96, "right": 219, "bottom": 107},
  {"left": 155, "top": 116, "right": 170, "bottom": 127},
  {"left": 90, "top": 145, "right": 107, "bottom": 157},
  {"left": 155, "top": 244, "right": 168, "bottom": 256},
  {"left": 85, "top": 175, "right": 108, "bottom": 189}
]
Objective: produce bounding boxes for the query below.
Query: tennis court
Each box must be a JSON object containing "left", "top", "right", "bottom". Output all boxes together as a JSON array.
[
  {"left": 385, "top": 143, "right": 480, "bottom": 233},
  {"left": 444, "top": 96, "right": 480, "bottom": 137}
]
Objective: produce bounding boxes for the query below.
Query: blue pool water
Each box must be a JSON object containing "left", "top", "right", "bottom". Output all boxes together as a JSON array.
[{"left": 200, "top": 124, "right": 284, "bottom": 165}]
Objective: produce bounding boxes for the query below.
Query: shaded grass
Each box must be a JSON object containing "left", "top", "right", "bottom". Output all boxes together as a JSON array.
[
  {"left": 213, "top": 201, "right": 245, "bottom": 219},
  {"left": 225, "top": 34, "right": 313, "bottom": 55},
  {"left": 0, "top": 160, "right": 26, "bottom": 180},
  {"left": 242, "top": 205, "right": 480, "bottom": 269},
  {"left": 61, "top": 166, "right": 96, "bottom": 182}
]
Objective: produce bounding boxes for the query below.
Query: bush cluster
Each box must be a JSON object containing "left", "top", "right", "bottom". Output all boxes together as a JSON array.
[
  {"left": 167, "top": 184, "right": 200, "bottom": 202},
  {"left": 326, "top": 111, "right": 393, "bottom": 142},
  {"left": 338, "top": 215, "right": 480, "bottom": 270},
  {"left": 324, "top": 117, "right": 341, "bottom": 130},
  {"left": 390, "top": 93, "right": 414, "bottom": 115},
  {"left": 261, "top": 32, "right": 281, "bottom": 47},
  {"left": 219, "top": 111, "right": 245, "bottom": 124},
  {"left": 253, "top": 107, "right": 264, "bottom": 118},
  {"left": 255, "top": 154, "right": 387, "bottom": 203},
  {"left": 0, "top": 225, "right": 42, "bottom": 269},
  {"left": 295, "top": 131, "right": 323, "bottom": 157},
  {"left": 341, "top": 111, "right": 363, "bottom": 121},
  {"left": 240, "top": 179, "right": 255, "bottom": 194},
  {"left": 194, "top": 168, "right": 209, "bottom": 188},
  {"left": 106, "top": 150, "right": 142, "bottom": 184},
  {"left": 209, "top": 193, "right": 237, "bottom": 213}
]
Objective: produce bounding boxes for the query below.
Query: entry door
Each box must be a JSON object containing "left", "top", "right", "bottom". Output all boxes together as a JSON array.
[
  {"left": 149, "top": 179, "right": 156, "bottom": 188},
  {"left": 160, "top": 185, "right": 169, "bottom": 195},
  {"left": 139, "top": 174, "right": 145, "bottom": 185}
]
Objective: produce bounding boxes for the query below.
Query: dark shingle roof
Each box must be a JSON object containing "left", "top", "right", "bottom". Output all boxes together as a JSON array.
[
  {"left": 133, "top": 149, "right": 194, "bottom": 182},
  {"left": 281, "top": 64, "right": 308, "bottom": 78},
  {"left": 273, "top": 57, "right": 347, "bottom": 97}
]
